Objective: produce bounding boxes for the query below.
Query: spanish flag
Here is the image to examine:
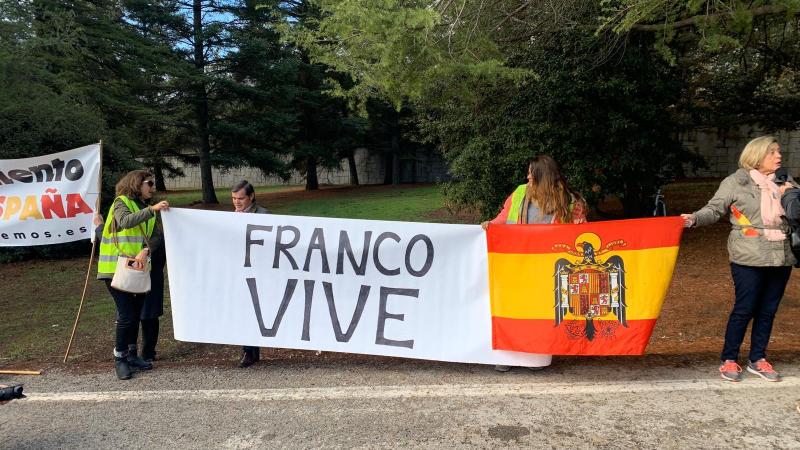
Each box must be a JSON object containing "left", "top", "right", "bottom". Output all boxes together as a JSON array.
[{"left": 487, "top": 217, "right": 684, "bottom": 355}]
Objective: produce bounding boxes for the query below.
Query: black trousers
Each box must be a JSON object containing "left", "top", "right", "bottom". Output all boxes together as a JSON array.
[
  {"left": 137, "top": 318, "right": 159, "bottom": 359},
  {"left": 721, "top": 263, "right": 792, "bottom": 362},
  {"left": 105, "top": 280, "right": 146, "bottom": 355},
  {"left": 138, "top": 252, "right": 164, "bottom": 360},
  {"left": 114, "top": 257, "right": 164, "bottom": 359}
]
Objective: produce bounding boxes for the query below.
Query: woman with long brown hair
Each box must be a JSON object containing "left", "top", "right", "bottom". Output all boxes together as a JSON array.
[
  {"left": 97, "top": 170, "right": 169, "bottom": 380},
  {"left": 482, "top": 154, "right": 587, "bottom": 371},
  {"left": 482, "top": 154, "right": 586, "bottom": 227}
]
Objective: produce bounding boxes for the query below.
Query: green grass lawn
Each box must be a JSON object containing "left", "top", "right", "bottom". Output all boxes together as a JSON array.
[
  {"left": 0, "top": 260, "right": 116, "bottom": 363},
  {"left": 0, "top": 183, "right": 455, "bottom": 366},
  {"left": 162, "top": 185, "right": 299, "bottom": 207},
  {"left": 270, "top": 185, "right": 448, "bottom": 222}
]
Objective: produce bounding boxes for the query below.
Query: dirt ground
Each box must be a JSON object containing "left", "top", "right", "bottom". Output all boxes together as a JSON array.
[{"left": 4, "top": 182, "right": 800, "bottom": 372}]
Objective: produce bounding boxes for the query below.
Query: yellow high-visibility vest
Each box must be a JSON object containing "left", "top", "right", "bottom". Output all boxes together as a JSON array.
[
  {"left": 97, "top": 196, "right": 155, "bottom": 276},
  {"left": 506, "top": 184, "right": 528, "bottom": 224},
  {"left": 507, "top": 184, "right": 575, "bottom": 224}
]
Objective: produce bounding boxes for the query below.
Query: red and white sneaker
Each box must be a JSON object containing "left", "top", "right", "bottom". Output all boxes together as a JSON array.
[
  {"left": 719, "top": 360, "right": 743, "bottom": 382},
  {"left": 746, "top": 359, "right": 782, "bottom": 382}
]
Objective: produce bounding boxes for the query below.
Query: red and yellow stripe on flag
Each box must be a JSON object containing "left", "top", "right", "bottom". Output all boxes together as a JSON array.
[{"left": 487, "top": 217, "right": 684, "bottom": 355}]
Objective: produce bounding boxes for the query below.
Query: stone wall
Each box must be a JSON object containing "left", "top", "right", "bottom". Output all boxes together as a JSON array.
[
  {"left": 162, "top": 147, "right": 449, "bottom": 190},
  {"left": 158, "top": 128, "right": 800, "bottom": 190},
  {"left": 682, "top": 128, "right": 800, "bottom": 177}
]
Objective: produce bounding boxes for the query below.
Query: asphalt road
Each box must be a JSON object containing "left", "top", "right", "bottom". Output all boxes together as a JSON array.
[{"left": 2, "top": 358, "right": 800, "bottom": 449}]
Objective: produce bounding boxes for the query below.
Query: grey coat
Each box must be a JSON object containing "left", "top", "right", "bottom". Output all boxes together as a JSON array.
[
  {"left": 693, "top": 168, "right": 797, "bottom": 267},
  {"left": 246, "top": 204, "right": 269, "bottom": 215}
]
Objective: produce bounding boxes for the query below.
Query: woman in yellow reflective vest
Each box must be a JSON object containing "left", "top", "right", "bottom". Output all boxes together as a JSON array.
[
  {"left": 97, "top": 170, "right": 169, "bottom": 380},
  {"left": 482, "top": 155, "right": 587, "bottom": 227},
  {"left": 481, "top": 154, "right": 587, "bottom": 372}
]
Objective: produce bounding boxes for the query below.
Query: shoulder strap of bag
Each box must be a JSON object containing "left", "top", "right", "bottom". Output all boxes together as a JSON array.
[
  {"left": 730, "top": 224, "right": 785, "bottom": 231},
  {"left": 110, "top": 197, "right": 151, "bottom": 258}
]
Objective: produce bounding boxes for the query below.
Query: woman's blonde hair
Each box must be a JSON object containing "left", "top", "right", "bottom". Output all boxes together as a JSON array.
[
  {"left": 525, "top": 155, "right": 577, "bottom": 224},
  {"left": 738, "top": 136, "right": 779, "bottom": 170},
  {"left": 115, "top": 170, "right": 153, "bottom": 199}
]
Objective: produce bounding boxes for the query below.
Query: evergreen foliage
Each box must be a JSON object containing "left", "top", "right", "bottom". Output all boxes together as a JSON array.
[
  {"left": 4, "top": 0, "right": 799, "bottom": 240},
  {"left": 601, "top": 0, "right": 800, "bottom": 129},
  {"left": 0, "top": 0, "right": 373, "bottom": 260},
  {"left": 417, "top": 33, "right": 706, "bottom": 219}
]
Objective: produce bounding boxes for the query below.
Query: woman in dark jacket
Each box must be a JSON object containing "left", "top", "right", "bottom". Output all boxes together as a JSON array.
[{"left": 139, "top": 219, "right": 165, "bottom": 363}]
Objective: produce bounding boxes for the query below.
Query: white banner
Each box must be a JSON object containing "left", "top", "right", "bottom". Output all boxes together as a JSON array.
[
  {"left": 163, "top": 208, "right": 551, "bottom": 367},
  {"left": 0, "top": 144, "right": 101, "bottom": 246}
]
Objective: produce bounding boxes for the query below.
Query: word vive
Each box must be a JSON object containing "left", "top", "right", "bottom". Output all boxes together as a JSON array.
[{"left": 163, "top": 208, "right": 552, "bottom": 367}]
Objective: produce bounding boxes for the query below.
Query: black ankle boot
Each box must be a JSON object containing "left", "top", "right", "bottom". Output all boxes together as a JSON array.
[
  {"left": 239, "top": 347, "right": 260, "bottom": 368},
  {"left": 127, "top": 349, "right": 153, "bottom": 371},
  {"left": 142, "top": 351, "right": 156, "bottom": 363},
  {"left": 0, "top": 384, "right": 24, "bottom": 400},
  {"left": 115, "top": 356, "right": 132, "bottom": 380}
]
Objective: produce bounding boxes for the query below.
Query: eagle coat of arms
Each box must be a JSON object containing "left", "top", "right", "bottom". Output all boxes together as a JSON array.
[{"left": 553, "top": 232, "right": 627, "bottom": 341}]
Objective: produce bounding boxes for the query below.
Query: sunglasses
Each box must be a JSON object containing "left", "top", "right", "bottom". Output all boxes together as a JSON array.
[{"left": 143, "top": 180, "right": 155, "bottom": 187}]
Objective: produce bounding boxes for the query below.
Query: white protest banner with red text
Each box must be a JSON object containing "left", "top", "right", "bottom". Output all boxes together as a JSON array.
[
  {"left": 163, "top": 208, "right": 552, "bottom": 367},
  {"left": 0, "top": 144, "right": 100, "bottom": 246}
]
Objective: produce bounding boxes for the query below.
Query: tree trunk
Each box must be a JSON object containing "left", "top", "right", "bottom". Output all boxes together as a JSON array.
[
  {"left": 347, "top": 152, "right": 359, "bottom": 185},
  {"left": 391, "top": 143, "right": 401, "bottom": 185},
  {"left": 410, "top": 148, "right": 418, "bottom": 183},
  {"left": 306, "top": 155, "right": 319, "bottom": 190},
  {"left": 198, "top": 126, "right": 217, "bottom": 203},
  {"left": 193, "top": 0, "right": 217, "bottom": 204},
  {"left": 391, "top": 113, "right": 401, "bottom": 185},
  {"left": 153, "top": 162, "right": 167, "bottom": 192},
  {"left": 383, "top": 152, "right": 393, "bottom": 184}
]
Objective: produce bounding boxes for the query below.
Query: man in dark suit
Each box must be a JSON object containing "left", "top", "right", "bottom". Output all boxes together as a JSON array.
[{"left": 231, "top": 180, "right": 270, "bottom": 368}]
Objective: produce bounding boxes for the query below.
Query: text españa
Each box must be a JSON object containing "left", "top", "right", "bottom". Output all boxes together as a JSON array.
[{"left": 0, "top": 189, "right": 94, "bottom": 221}]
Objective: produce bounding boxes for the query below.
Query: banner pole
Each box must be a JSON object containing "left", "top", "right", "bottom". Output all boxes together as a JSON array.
[
  {"left": 0, "top": 370, "right": 42, "bottom": 376},
  {"left": 62, "top": 240, "right": 96, "bottom": 363},
  {"left": 62, "top": 141, "right": 103, "bottom": 364}
]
